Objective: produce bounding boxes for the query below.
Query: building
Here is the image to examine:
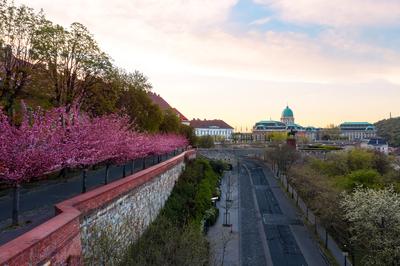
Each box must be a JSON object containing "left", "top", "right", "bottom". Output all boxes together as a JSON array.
[
  {"left": 360, "top": 138, "right": 389, "bottom": 154},
  {"left": 148, "top": 92, "right": 190, "bottom": 125},
  {"left": 339, "top": 122, "right": 376, "bottom": 141},
  {"left": 281, "top": 105, "right": 295, "bottom": 125},
  {"left": 252, "top": 105, "right": 320, "bottom": 141},
  {"left": 190, "top": 119, "right": 234, "bottom": 140}
]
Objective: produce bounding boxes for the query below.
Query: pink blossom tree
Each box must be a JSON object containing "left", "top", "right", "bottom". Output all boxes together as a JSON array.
[
  {"left": 0, "top": 104, "right": 189, "bottom": 225},
  {"left": 0, "top": 107, "right": 65, "bottom": 225}
]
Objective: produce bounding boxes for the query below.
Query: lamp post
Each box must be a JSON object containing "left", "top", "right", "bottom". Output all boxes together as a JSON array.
[{"left": 343, "top": 251, "right": 348, "bottom": 266}]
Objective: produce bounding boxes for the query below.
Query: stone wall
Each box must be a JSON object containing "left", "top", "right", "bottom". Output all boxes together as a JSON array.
[
  {"left": 81, "top": 161, "right": 185, "bottom": 264},
  {"left": 0, "top": 150, "right": 196, "bottom": 266}
]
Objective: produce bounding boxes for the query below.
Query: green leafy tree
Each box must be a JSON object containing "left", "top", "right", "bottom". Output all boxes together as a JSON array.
[
  {"left": 0, "top": 1, "right": 46, "bottom": 119},
  {"left": 347, "top": 148, "right": 374, "bottom": 171},
  {"left": 197, "top": 135, "right": 215, "bottom": 148},
  {"left": 336, "top": 169, "right": 381, "bottom": 190},
  {"left": 159, "top": 108, "right": 181, "bottom": 133},
  {"left": 116, "top": 70, "right": 163, "bottom": 132},
  {"left": 179, "top": 124, "right": 197, "bottom": 146},
  {"left": 375, "top": 117, "right": 400, "bottom": 147},
  {"left": 32, "top": 21, "right": 112, "bottom": 110}
]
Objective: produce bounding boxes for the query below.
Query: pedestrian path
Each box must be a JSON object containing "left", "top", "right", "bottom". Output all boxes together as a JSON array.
[{"left": 207, "top": 169, "right": 240, "bottom": 266}]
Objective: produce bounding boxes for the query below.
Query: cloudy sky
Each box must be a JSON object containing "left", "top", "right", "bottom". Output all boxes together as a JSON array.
[{"left": 20, "top": 0, "right": 400, "bottom": 130}]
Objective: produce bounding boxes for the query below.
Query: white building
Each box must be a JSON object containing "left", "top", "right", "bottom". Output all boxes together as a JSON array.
[
  {"left": 190, "top": 119, "right": 234, "bottom": 140},
  {"left": 360, "top": 138, "right": 389, "bottom": 154},
  {"left": 339, "top": 122, "right": 377, "bottom": 141}
]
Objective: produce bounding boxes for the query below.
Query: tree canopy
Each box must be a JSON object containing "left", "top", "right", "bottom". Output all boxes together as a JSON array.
[
  {"left": 0, "top": 0, "right": 192, "bottom": 136},
  {"left": 375, "top": 117, "right": 400, "bottom": 147}
]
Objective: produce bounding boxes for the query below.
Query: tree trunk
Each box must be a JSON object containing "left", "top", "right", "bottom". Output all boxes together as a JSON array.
[
  {"left": 143, "top": 157, "right": 146, "bottom": 169},
  {"left": 122, "top": 164, "right": 126, "bottom": 178},
  {"left": 131, "top": 160, "right": 135, "bottom": 175},
  {"left": 104, "top": 164, "right": 110, "bottom": 185},
  {"left": 82, "top": 169, "right": 87, "bottom": 193},
  {"left": 12, "top": 184, "right": 21, "bottom": 226}
]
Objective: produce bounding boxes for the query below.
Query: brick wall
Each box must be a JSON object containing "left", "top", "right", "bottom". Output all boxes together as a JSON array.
[{"left": 0, "top": 150, "right": 196, "bottom": 266}]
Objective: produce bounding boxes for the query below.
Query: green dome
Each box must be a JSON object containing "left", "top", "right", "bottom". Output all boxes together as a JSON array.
[{"left": 282, "top": 106, "right": 294, "bottom": 117}]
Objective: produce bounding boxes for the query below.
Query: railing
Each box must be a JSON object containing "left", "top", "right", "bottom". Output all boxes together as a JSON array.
[
  {"left": 0, "top": 148, "right": 187, "bottom": 246},
  {"left": 277, "top": 173, "right": 353, "bottom": 266},
  {"left": 250, "top": 153, "right": 353, "bottom": 266}
]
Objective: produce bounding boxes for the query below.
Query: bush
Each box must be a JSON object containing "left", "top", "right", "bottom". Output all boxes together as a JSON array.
[
  {"left": 121, "top": 158, "right": 223, "bottom": 265},
  {"left": 205, "top": 207, "right": 219, "bottom": 227},
  {"left": 196, "top": 136, "right": 215, "bottom": 148},
  {"left": 336, "top": 169, "right": 382, "bottom": 190}
]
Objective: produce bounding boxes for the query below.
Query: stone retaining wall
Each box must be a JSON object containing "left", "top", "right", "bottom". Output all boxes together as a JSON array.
[{"left": 0, "top": 150, "right": 196, "bottom": 266}]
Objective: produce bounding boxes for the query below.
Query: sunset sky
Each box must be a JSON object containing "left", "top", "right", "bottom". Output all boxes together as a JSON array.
[{"left": 20, "top": 0, "right": 400, "bottom": 130}]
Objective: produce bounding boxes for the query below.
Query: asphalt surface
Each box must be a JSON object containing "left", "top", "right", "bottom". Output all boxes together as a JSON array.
[{"left": 239, "top": 158, "right": 328, "bottom": 266}]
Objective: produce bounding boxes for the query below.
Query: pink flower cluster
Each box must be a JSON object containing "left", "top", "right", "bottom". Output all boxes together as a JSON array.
[{"left": 0, "top": 107, "right": 188, "bottom": 185}]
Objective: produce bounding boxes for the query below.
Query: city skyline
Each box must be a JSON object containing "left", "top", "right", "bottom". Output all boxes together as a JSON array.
[{"left": 18, "top": 0, "right": 400, "bottom": 128}]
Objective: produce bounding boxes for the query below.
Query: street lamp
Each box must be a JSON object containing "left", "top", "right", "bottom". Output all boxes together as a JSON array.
[{"left": 343, "top": 251, "right": 348, "bottom": 266}]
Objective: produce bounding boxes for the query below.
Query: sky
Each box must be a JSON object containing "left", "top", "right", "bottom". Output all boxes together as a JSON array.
[{"left": 19, "top": 0, "right": 400, "bottom": 131}]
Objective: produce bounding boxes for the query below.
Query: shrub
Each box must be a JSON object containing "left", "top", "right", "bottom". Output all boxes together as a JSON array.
[{"left": 336, "top": 169, "right": 381, "bottom": 190}]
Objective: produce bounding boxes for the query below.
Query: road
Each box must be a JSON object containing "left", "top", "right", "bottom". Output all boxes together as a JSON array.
[{"left": 239, "top": 157, "right": 328, "bottom": 266}]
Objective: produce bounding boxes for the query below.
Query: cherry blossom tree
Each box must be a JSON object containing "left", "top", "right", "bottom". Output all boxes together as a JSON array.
[
  {"left": 0, "top": 104, "right": 189, "bottom": 225},
  {"left": 0, "top": 107, "right": 65, "bottom": 225}
]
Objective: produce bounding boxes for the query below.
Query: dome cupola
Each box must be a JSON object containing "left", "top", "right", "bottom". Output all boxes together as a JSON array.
[
  {"left": 282, "top": 105, "right": 294, "bottom": 117},
  {"left": 281, "top": 105, "right": 295, "bottom": 125}
]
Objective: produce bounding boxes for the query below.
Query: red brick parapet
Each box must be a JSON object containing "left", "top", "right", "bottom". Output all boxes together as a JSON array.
[{"left": 0, "top": 149, "right": 196, "bottom": 266}]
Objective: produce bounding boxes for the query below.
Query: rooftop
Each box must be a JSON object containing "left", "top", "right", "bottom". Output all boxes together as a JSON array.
[
  {"left": 340, "top": 122, "right": 373, "bottom": 125},
  {"left": 282, "top": 106, "right": 294, "bottom": 118},
  {"left": 190, "top": 119, "right": 234, "bottom": 129},
  {"left": 148, "top": 92, "right": 188, "bottom": 121}
]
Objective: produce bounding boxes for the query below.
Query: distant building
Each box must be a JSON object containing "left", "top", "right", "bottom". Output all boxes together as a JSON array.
[
  {"left": 360, "top": 138, "right": 389, "bottom": 154},
  {"left": 148, "top": 92, "right": 190, "bottom": 125},
  {"left": 281, "top": 105, "right": 295, "bottom": 125},
  {"left": 190, "top": 119, "right": 234, "bottom": 140},
  {"left": 339, "top": 122, "right": 376, "bottom": 141},
  {"left": 252, "top": 105, "right": 320, "bottom": 141}
]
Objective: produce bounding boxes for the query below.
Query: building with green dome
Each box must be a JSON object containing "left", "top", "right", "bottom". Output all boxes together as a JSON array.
[
  {"left": 252, "top": 105, "right": 320, "bottom": 141},
  {"left": 281, "top": 105, "right": 295, "bottom": 125}
]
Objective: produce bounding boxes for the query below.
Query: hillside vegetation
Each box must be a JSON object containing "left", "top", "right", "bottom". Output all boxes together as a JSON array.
[
  {"left": 286, "top": 148, "right": 400, "bottom": 264},
  {"left": 375, "top": 117, "right": 400, "bottom": 147}
]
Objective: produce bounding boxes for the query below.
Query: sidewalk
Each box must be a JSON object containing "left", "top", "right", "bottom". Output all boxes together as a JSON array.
[{"left": 207, "top": 169, "right": 240, "bottom": 266}]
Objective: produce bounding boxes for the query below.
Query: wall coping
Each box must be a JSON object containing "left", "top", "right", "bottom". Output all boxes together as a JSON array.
[{"left": 0, "top": 149, "right": 196, "bottom": 265}]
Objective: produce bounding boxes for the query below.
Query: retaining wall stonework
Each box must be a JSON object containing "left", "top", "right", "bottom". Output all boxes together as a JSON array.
[{"left": 0, "top": 150, "right": 196, "bottom": 266}]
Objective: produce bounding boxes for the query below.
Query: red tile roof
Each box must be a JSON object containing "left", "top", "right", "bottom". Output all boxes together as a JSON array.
[
  {"left": 148, "top": 92, "right": 189, "bottom": 122},
  {"left": 172, "top": 108, "right": 189, "bottom": 121},
  {"left": 190, "top": 119, "right": 233, "bottom": 129},
  {"left": 148, "top": 92, "right": 172, "bottom": 110}
]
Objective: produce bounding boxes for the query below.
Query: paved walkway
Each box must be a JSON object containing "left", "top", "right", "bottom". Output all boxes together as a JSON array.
[{"left": 207, "top": 168, "right": 240, "bottom": 266}]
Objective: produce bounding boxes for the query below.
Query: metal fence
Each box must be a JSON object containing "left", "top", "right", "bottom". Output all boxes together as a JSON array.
[
  {"left": 250, "top": 153, "right": 353, "bottom": 266},
  {"left": 0, "top": 149, "right": 184, "bottom": 245},
  {"left": 278, "top": 173, "right": 353, "bottom": 266}
]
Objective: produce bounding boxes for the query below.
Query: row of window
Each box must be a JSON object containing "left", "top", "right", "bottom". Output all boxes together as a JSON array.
[
  {"left": 195, "top": 129, "right": 233, "bottom": 136},
  {"left": 342, "top": 131, "right": 376, "bottom": 140}
]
